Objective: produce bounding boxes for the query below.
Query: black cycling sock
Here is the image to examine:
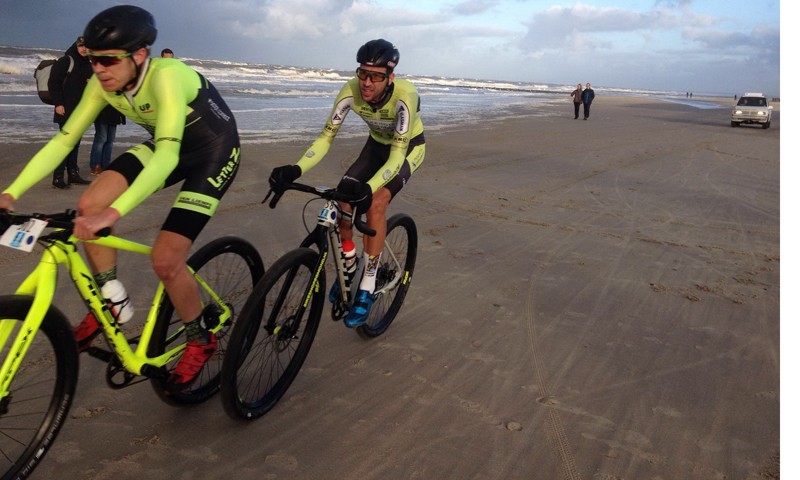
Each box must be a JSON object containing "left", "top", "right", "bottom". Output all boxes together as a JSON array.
[
  {"left": 184, "top": 316, "right": 211, "bottom": 344},
  {"left": 93, "top": 265, "right": 118, "bottom": 288}
]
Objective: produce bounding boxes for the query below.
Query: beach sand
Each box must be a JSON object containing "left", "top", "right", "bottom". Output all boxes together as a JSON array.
[{"left": 1, "top": 95, "right": 779, "bottom": 479}]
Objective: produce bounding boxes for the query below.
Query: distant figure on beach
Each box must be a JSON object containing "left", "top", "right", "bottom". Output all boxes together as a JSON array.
[
  {"left": 89, "top": 105, "right": 126, "bottom": 175},
  {"left": 0, "top": 5, "right": 241, "bottom": 394},
  {"left": 571, "top": 83, "right": 583, "bottom": 119},
  {"left": 160, "top": 48, "right": 174, "bottom": 58},
  {"left": 582, "top": 83, "right": 595, "bottom": 120},
  {"left": 49, "top": 35, "right": 93, "bottom": 188},
  {"left": 269, "top": 38, "right": 425, "bottom": 327}
]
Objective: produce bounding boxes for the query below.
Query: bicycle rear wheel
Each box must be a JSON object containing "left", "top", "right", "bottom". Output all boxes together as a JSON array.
[
  {"left": 220, "top": 248, "right": 325, "bottom": 420},
  {"left": 356, "top": 213, "right": 417, "bottom": 339},
  {"left": 0, "top": 296, "right": 79, "bottom": 480},
  {"left": 149, "top": 236, "right": 264, "bottom": 405}
]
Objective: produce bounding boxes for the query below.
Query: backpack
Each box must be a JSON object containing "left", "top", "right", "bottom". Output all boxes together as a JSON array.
[{"left": 33, "top": 56, "right": 73, "bottom": 105}]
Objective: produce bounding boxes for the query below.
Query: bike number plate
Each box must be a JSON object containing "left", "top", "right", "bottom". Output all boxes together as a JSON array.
[{"left": 0, "top": 218, "right": 47, "bottom": 252}]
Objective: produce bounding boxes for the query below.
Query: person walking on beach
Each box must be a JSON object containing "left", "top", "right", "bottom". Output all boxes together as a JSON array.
[
  {"left": 160, "top": 48, "right": 174, "bottom": 58},
  {"left": 49, "top": 35, "right": 92, "bottom": 189},
  {"left": 269, "top": 38, "right": 425, "bottom": 327},
  {"left": 89, "top": 105, "right": 126, "bottom": 175},
  {"left": 582, "top": 82, "right": 595, "bottom": 120},
  {"left": 571, "top": 83, "right": 583, "bottom": 119},
  {"left": 0, "top": 5, "right": 241, "bottom": 394}
]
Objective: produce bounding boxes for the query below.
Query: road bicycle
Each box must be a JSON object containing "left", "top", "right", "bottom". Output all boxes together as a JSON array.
[
  {"left": 0, "top": 210, "right": 264, "bottom": 480},
  {"left": 220, "top": 183, "right": 417, "bottom": 420}
]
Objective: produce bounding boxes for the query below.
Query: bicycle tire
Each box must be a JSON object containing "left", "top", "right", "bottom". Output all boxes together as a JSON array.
[
  {"left": 356, "top": 213, "right": 417, "bottom": 339},
  {"left": 149, "top": 236, "right": 264, "bottom": 405},
  {"left": 220, "top": 248, "right": 325, "bottom": 420},
  {"left": 0, "top": 296, "right": 79, "bottom": 480}
]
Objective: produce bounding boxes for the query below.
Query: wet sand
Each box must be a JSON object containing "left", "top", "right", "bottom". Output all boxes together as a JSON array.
[{"left": 0, "top": 95, "right": 780, "bottom": 479}]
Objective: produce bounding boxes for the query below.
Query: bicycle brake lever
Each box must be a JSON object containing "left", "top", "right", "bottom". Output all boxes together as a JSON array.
[
  {"left": 268, "top": 188, "right": 285, "bottom": 209},
  {"left": 261, "top": 189, "right": 273, "bottom": 204}
]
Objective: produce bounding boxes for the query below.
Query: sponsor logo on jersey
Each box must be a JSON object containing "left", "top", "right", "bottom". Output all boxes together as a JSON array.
[
  {"left": 331, "top": 97, "right": 354, "bottom": 125},
  {"left": 207, "top": 98, "right": 231, "bottom": 122},
  {"left": 207, "top": 147, "right": 240, "bottom": 189},
  {"left": 395, "top": 100, "right": 409, "bottom": 135}
]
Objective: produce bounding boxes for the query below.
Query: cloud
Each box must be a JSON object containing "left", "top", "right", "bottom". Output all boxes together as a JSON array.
[
  {"left": 225, "top": 0, "right": 446, "bottom": 40},
  {"left": 518, "top": 3, "right": 711, "bottom": 51},
  {"left": 0, "top": 0, "right": 779, "bottom": 94},
  {"left": 449, "top": 0, "right": 500, "bottom": 16}
]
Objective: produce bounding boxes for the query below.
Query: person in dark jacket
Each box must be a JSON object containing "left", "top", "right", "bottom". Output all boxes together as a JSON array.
[
  {"left": 570, "top": 83, "right": 583, "bottom": 119},
  {"left": 49, "top": 36, "right": 93, "bottom": 188},
  {"left": 582, "top": 83, "right": 595, "bottom": 120},
  {"left": 89, "top": 105, "right": 126, "bottom": 175}
]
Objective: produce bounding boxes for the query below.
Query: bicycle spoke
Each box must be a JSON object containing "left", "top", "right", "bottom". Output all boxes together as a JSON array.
[{"left": 221, "top": 248, "right": 324, "bottom": 420}]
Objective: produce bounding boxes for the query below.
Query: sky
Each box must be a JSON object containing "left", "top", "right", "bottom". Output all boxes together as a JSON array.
[{"left": 0, "top": 0, "right": 783, "bottom": 95}]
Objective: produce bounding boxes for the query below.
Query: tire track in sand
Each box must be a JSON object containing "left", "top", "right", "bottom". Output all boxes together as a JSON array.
[{"left": 525, "top": 271, "right": 583, "bottom": 480}]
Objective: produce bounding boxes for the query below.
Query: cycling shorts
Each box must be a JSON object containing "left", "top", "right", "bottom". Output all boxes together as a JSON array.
[
  {"left": 339, "top": 135, "right": 424, "bottom": 198},
  {"left": 107, "top": 134, "right": 240, "bottom": 241}
]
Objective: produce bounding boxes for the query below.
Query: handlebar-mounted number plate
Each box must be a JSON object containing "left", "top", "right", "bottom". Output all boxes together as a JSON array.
[{"left": 0, "top": 218, "right": 47, "bottom": 252}]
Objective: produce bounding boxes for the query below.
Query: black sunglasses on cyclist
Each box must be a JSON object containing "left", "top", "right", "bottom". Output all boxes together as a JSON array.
[
  {"left": 87, "top": 52, "right": 132, "bottom": 67},
  {"left": 356, "top": 68, "right": 389, "bottom": 82}
]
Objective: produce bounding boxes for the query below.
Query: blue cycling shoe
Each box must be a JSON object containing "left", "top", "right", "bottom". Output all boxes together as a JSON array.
[
  {"left": 344, "top": 289, "right": 374, "bottom": 328},
  {"left": 328, "top": 280, "right": 341, "bottom": 303}
]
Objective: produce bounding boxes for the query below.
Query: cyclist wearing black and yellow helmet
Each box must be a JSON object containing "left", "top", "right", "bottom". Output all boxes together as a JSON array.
[
  {"left": 0, "top": 5, "right": 241, "bottom": 394},
  {"left": 270, "top": 39, "right": 425, "bottom": 327}
]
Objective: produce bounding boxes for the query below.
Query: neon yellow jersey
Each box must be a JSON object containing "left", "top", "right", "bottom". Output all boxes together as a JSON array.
[
  {"left": 4, "top": 58, "right": 234, "bottom": 216},
  {"left": 296, "top": 77, "right": 424, "bottom": 193}
]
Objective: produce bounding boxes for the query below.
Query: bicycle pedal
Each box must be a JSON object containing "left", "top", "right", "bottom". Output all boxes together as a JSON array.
[{"left": 331, "top": 301, "right": 346, "bottom": 321}]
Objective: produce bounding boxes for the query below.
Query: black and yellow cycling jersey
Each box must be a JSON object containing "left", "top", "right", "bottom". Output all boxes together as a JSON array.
[
  {"left": 4, "top": 57, "right": 239, "bottom": 232},
  {"left": 296, "top": 77, "right": 424, "bottom": 194}
]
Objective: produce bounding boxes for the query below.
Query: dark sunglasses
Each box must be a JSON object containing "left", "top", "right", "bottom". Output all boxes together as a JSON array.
[
  {"left": 87, "top": 52, "right": 132, "bottom": 67},
  {"left": 356, "top": 68, "right": 389, "bottom": 82}
]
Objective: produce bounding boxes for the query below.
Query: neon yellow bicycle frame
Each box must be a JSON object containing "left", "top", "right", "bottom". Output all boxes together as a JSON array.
[{"left": 0, "top": 232, "right": 231, "bottom": 399}]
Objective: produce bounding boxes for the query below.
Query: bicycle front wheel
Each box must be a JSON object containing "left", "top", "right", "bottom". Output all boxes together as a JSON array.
[
  {"left": 149, "top": 236, "right": 264, "bottom": 405},
  {"left": 0, "top": 296, "right": 79, "bottom": 480},
  {"left": 357, "top": 213, "right": 417, "bottom": 339},
  {"left": 221, "top": 248, "right": 325, "bottom": 420}
]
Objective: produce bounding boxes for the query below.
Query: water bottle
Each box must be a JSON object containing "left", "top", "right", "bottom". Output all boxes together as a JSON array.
[
  {"left": 101, "top": 279, "right": 134, "bottom": 324},
  {"left": 342, "top": 239, "right": 358, "bottom": 285}
]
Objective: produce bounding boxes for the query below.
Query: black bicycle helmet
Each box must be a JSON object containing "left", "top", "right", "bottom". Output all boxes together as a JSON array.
[
  {"left": 84, "top": 5, "right": 157, "bottom": 51},
  {"left": 356, "top": 39, "right": 399, "bottom": 72}
]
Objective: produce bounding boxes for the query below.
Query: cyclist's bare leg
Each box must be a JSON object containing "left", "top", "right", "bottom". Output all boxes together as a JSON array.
[
  {"left": 339, "top": 204, "right": 353, "bottom": 241},
  {"left": 79, "top": 173, "right": 200, "bottom": 323},
  {"left": 363, "top": 187, "right": 391, "bottom": 257},
  {"left": 338, "top": 187, "right": 391, "bottom": 256},
  {"left": 151, "top": 230, "right": 201, "bottom": 323},
  {"left": 77, "top": 171, "right": 128, "bottom": 273}
]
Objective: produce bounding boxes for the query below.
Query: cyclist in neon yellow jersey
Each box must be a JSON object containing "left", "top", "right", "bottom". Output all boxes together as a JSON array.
[
  {"left": 0, "top": 5, "right": 241, "bottom": 393},
  {"left": 270, "top": 39, "right": 425, "bottom": 327}
]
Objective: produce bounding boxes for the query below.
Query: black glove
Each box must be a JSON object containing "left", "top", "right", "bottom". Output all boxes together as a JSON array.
[
  {"left": 0, "top": 211, "right": 10, "bottom": 236},
  {"left": 269, "top": 165, "right": 302, "bottom": 189},
  {"left": 339, "top": 178, "right": 372, "bottom": 214}
]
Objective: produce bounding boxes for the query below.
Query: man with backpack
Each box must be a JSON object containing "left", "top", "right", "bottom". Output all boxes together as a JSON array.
[{"left": 49, "top": 36, "right": 92, "bottom": 188}]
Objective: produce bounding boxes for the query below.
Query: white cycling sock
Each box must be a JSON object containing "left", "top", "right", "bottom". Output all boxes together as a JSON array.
[{"left": 358, "top": 252, "right": 381, "bottom": 293}]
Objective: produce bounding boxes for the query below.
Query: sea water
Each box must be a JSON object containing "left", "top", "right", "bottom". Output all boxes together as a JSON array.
[{"left": 0, "top": 44, "right": 712, "bottom": 146}]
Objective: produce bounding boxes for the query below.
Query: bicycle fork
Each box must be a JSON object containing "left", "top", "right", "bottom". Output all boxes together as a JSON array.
[{"left": 0, "top": 257, "right": 60, "bottom": 400}]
